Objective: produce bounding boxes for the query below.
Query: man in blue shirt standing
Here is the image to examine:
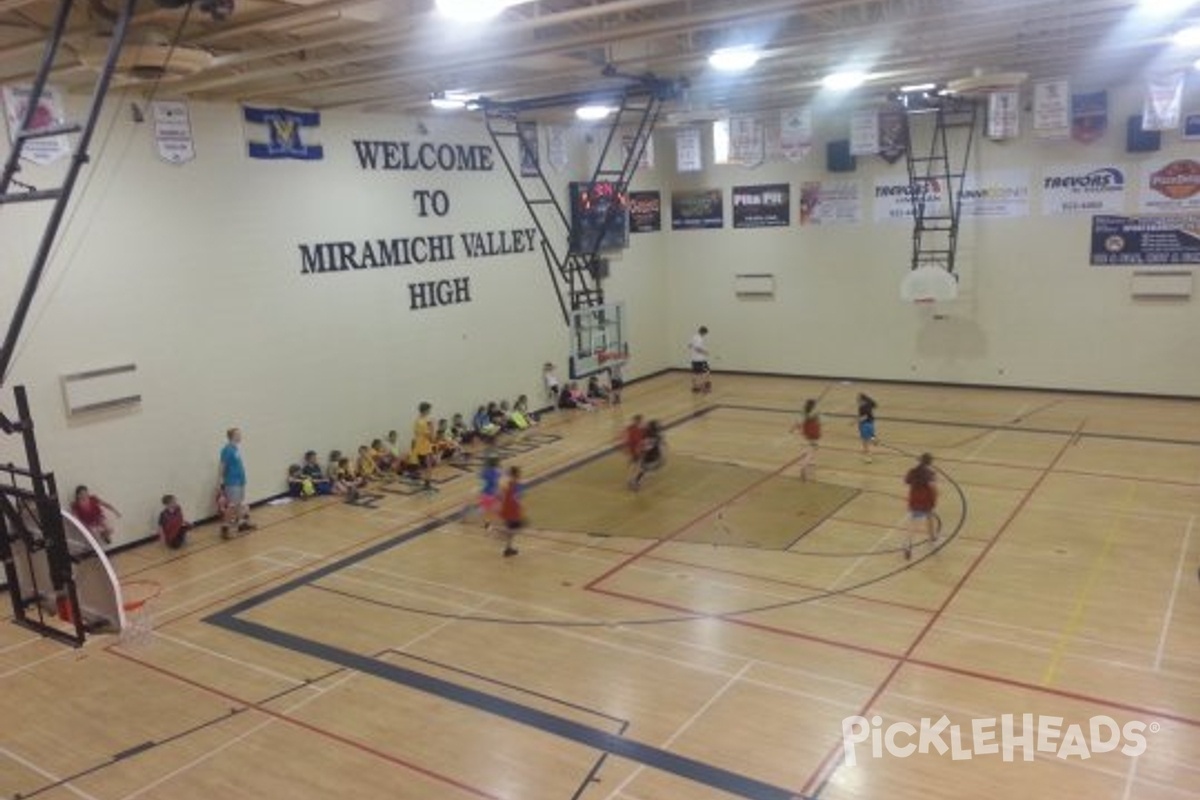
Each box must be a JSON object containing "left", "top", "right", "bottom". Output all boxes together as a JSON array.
[{"left": 219, "top": 427, "right": 256, "bottom": 539}]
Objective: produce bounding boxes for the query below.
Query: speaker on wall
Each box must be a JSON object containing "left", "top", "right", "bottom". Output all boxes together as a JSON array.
[
  {"left": 1126, "top": 115, "right": 1162, "bottom": 153},
  {"left": 826, "top": 139, "right": 857, "bottom": 173}
]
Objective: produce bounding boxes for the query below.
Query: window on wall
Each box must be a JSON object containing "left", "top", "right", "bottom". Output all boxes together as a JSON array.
[{"left": 713, "top": 119, "right": 731, "bottom": 165}]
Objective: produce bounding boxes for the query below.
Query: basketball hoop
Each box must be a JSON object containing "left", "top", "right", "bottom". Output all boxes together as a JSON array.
[{"left": 119, "top": 579, "right": 162, "bottom": 647}]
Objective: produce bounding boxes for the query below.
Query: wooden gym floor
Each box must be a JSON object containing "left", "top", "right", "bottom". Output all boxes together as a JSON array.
[{"left": 2, "top": 373, "right": 1198, "bottom": 800}]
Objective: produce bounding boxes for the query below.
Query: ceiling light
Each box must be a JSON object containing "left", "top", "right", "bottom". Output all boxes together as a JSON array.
[
  {"left": 823, "top": 70, "right": 869, "bottom": 91},
  {"left": 576, "top": 104, "right": 615, "bottom": 121},
  {"left": 435, "top": 0, "right": 521, "bottom": 23},
  {"left": 1173, "top": 24, "right": 1200, "bottom": 45},
  {"left": 430, "top": 91, "right": 474, "bottom": 110},
  {"left": 1194, "top": 56, "right": 1200, "bottom": 69},
  {"left": 708, "top": 47, "right": 762, "bottom": 72},
  {"left": 899, "top": 82, "right": 937, "bottom": 93}
]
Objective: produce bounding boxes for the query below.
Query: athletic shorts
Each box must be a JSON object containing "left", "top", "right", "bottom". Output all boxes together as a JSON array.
[
  {"left": 858, "top": 420, "right": 875, "bottom": 441},
  {"left": 479, "top": 494, "right": 500, "bottom": 513},
  {"left": 224, "top": 484, "right": 246, "bottom": 506},
  {"left": 611, "top": 378, "right": 624, "bottom": 390},
  {"left": 691, "top": 360, "right": 709, "bottom": 374}
]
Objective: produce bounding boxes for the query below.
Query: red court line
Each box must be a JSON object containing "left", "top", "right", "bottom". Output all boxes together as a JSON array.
[
  {"left": 906, "top": 658, "right": 1200, "bottom": 730},
  {"left": 513, "top": 527, "right": 938, "bottom": 615},
  {"left": 798, "top": 422, "right": 1084, "bottom": 796},
  {"left": 582, "top": 452, "right": 807, "bottom": 591},
  {"left": 107, "top": 647, "right": 505, "bottom": 800},
  {"left": 588, "top": 585, "right": 903, "bottom": 662},
  {"left": 636, "top": 552, "right": 938, "bottom": 616}
]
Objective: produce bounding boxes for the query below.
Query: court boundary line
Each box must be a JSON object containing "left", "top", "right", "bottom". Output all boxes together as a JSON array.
[{"left": 178, "top": 400, "right": 1197, "bottom": 800}]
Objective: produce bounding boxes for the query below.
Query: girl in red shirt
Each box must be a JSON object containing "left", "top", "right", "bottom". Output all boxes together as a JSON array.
[
  {"left": 499, "top": 466, "right": 525, "bottom": 557},
  {"left": 792, "top": 398, "right": 820, "bottom": 481},
  {"left": 904, "top": 453, "right": 937, "bottom": 559},
  {"left": 70, "top": 485, "right": 120, "bottom": 545}
]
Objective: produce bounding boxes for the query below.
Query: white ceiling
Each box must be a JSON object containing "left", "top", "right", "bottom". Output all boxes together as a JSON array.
[{"left": 1, "top": 0, "right": 1198, "bottom": 117}]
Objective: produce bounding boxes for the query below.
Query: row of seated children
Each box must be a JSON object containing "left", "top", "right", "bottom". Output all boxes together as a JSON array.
[
  {"left": 285, "top": 399, "right": 541, "bottom": 500},
  {"left": 544, "top": 362, "right": 624, "bottom": 410},
  {"left": 556, "top": 374, "right": 620, "bottom": 410}
]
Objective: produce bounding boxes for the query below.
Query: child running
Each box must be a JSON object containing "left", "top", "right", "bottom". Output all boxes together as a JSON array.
[
  {"left": 499, "top": 465, "right": 525, "bottom": 557},
  {"left": 70, "top": 485, "right": 120, "bottom": 544},
  {"left": 629, "top": 420, "right": 665, "bottom": 490},
  {"left": 792, "top": 398, "right": 821, "bottom": 481},
  {"left": 857, "top": 393, "right": 878, "bottom": 462},
  {"left": 903, "top": 453, "right": 938, "bottom": 560},
  {"left": 475, "top": 453, "right": 502, "bottom": 529},
  {"left": 623, "top": 414, "right": 645, "bottom": 485}
]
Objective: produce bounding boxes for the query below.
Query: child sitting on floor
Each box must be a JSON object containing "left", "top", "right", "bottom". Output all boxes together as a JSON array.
[
  {"left": 301, "top": 451, "right": 332, "bottom": 494},
  {"left": 357, "top": 445, "right": 381, "bottom": 482},
  {"left": 287, "top": 464, "right": 316, "bottom": 498},
  {"left": 157, "top": 494, "right": 191, "bottom": 549}
]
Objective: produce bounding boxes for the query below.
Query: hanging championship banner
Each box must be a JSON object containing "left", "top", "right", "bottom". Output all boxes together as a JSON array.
[
  {"left": 518, "top": 120, "right": 539, "bottom": 177},
  {"left": 986, "top": 90, "right": 1021, "bottom": 140},
  {"left": 1041, "top": 164, "right": 1128, "bottom": 216},
  {"left": 1183, "top": 113, "right": 1200, "bottom": 141},
  {"left": 729, "top": 115, "right": 764, "bottom": 167},
  {"left": 1032, "top": 79, "right": 1070, "bottom": 139},
  {"left": 622, "top": 131, "right": 654, "bottom": 169},
  {"left": 849, "top": 109, "right": 879, "bottom": 155},
  {"left": 799, "top": 180, "right": 862, "bottom": 226},
  {"left": 676, "top": 127, "right": 702, "bottom": 172},
  {"left": 780, "top": 107, "right": 813, "bottom": 162},
  {"left": 2, "top": 84, "right": 69, "bottom": 165},
  {"left": 1071, "top": 90, "right": 1107, "bottom": 144},
  {"left": 243, "top": 106, "right": 323, "bottom": 160},
  {"left": 1142, "top": 71, "right": 1185, "bottom": 132},
  {"left": 151, "top": 100, "right": 195, "bottom": 164},
  {"left": 545, "top": 125, "right": 569, "bottom": 172},
  {"left": 877, "top": 108, "right": 908, "bottom": 164}
]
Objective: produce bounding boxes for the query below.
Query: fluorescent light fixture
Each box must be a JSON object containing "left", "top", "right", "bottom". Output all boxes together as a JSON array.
[
  {"left": 436, "top": 0, "right": 521, "bottom": 23},
  {"left": 429, "top": 91, "right": 476, "bottom": 110},
  {"left": 575, "top": 104, "right": 615, "bottom": 121},
  {"left": 1174, "top": 24, "right": 1200, "bottom": 46},
  {"left": 823, "top": 70, "right": 868, "bottom": 91},
  {"left": 1194, "top": 56, "right": 1200, "bottom": 69},
  {"left": 708, "top": 46, "right": 762, "bottom": 72},
  {"left": 899, "top": 82, "right": 937, "bottom": 93}
]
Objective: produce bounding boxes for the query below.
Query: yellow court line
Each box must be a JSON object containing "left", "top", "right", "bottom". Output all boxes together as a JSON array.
[{"left": 1041, "top": 482, "right": 1138, "bottom": 686}]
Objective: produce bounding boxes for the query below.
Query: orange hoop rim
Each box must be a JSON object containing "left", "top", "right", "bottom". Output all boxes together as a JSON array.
[{"left": 121, "top": 579, "right": 163, "bottom": 612}]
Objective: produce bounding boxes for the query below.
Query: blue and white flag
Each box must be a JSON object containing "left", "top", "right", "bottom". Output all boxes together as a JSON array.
[{"left": 243, "top": 106, "right": 323, "bottom": 160}]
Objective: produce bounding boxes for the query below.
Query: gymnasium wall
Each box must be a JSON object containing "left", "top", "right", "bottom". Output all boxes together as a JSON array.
[
  {"left": 2, "top": 79, "right": 1196, "bottom": 545},
  {"left": 0, "top": 101, "right": 670, "bottom": 543},
  {"left": 657, "top": 84, "right": 1200, "bottom": 396}
]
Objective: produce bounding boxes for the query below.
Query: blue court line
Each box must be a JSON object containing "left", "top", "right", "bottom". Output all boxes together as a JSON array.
[
  {"left": 210, "top": 614, "right": 803, "bottom": 800},
  {"left": 384, "top": 648, "right": 627, "bottom": 727},
  {"left": 205, "top": 405, "right": 808, "bottom": 800}
]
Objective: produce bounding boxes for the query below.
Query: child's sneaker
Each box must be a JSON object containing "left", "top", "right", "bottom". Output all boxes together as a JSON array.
[
  {"left": 503, "top": 546, "right": 518, "bottom": 557},
  {"left": 237, "top": 521, "right": 256, "bottom": 533},
  {"left": 220, "top": 525, "right": 231, "bottom": 540}
]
